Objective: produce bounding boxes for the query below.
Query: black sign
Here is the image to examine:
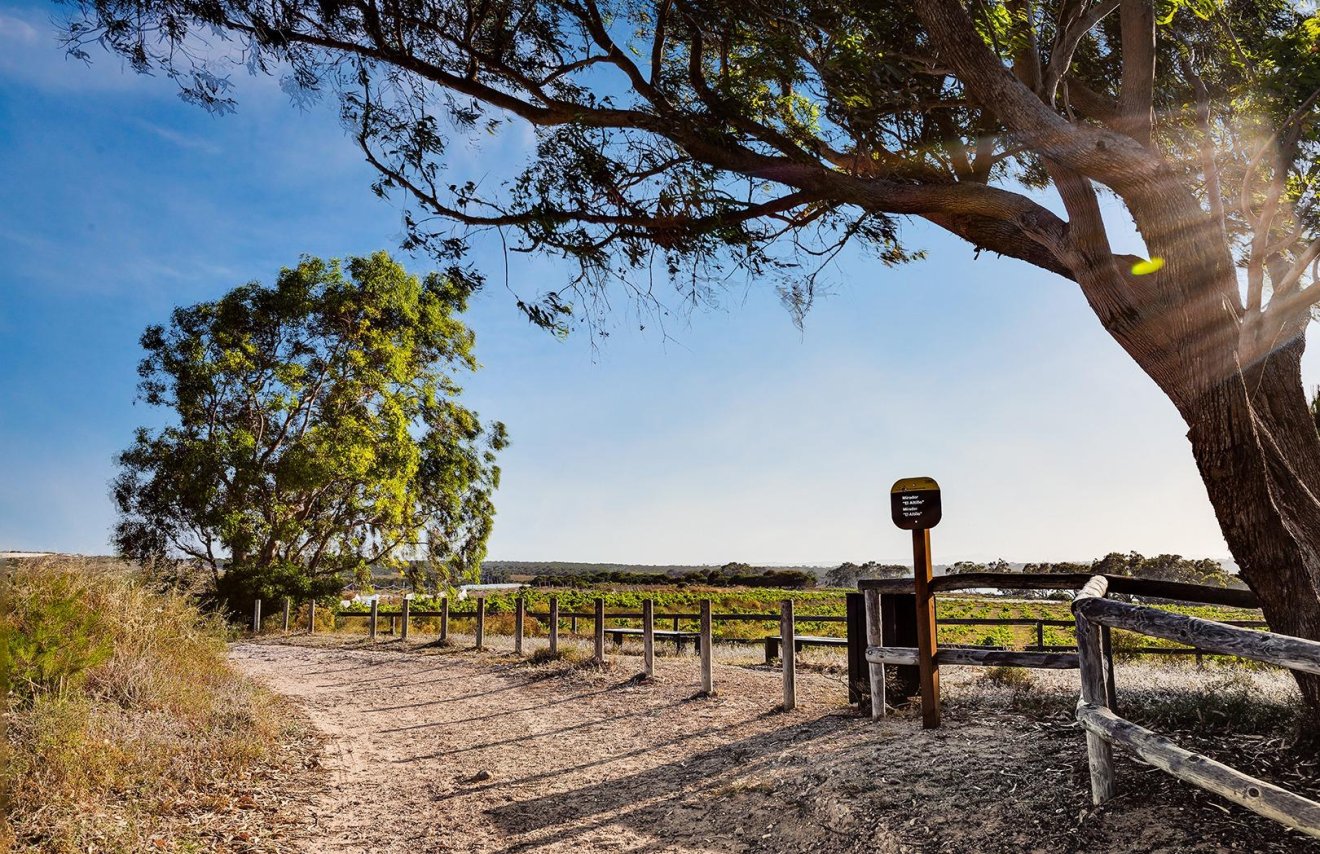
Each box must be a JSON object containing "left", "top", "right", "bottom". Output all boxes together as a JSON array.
[{"left": 891, "top": 477, "right": 941, "bottom": 530}]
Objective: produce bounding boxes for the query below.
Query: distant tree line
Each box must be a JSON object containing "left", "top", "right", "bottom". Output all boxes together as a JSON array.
[
  {"left": 525, "top": 562, "right": 817, "bottom": 590},
  {"left": 945, "top": 552, "right": 1243, "bottom": 589}
]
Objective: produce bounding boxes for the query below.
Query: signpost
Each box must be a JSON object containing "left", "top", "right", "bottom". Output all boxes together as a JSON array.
[{"left": 891, "top": 476, "right": 942, "bottom": 729}]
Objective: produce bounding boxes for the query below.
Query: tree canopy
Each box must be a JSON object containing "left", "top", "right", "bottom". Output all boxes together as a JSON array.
[{"left": 112, "top": 252, "right": 507, "bottom": 609}]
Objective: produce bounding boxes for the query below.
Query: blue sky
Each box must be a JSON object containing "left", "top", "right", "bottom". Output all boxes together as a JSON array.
[{"left": 0, "top": 2, "right": 1301, "bottom": 565}]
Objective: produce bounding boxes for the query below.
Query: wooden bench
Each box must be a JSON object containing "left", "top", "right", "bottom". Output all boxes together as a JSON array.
[
  {"left": 764, "top": 635, "right": 848, "bottom": 664},
  {"left": 606, "top": 627, "right": 701, "bottom": 652}
]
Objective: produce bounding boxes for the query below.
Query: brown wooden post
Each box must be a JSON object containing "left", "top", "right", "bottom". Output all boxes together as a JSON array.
[
  {"left": 369, "top": 598, "right": 378, "bottom": 641},
  {"left": 864, "top": 588, "right": 885, "bottom": 719},
  {"left": 440, "top": 596, "right": 449, "bottom": 642},
  {"left": 515, "top": 596, "right": 525, "bottom": 655},
  {"left": 571, "top": 615, "right": 578, "bottom": 633},
  {"left": 1036, "top": 621, "right": 1045, "bottom": 650},
  {"left": 549, "top": 596, "right": 559, "bottom": 655},
  {"left": 401, "top": 597, "right": 410, "bottom": 641},
  {"left": 1075, "top": 606, "right": 1116, "bottom": 803},
  {"left": 593, "top": 597, "right": 605, "bottom": 663},
  {"left": 282, "top": 597, "right": 291, "bottom": 633},
  {"left": 846, "top": 592, "right": 866, "bottom": 705},
  {"left": 475, "top": 597, "right": 486, "bottom": 650},
  {"left": 781, "top": 599, "right": 796, "bottom": 711},
  {"left": 308, "top": 600, "right": 317, "bottom": 634},
  {"left": 912, "top": 528, "right": 940, "bottom": 728},
  {"left": 252, "top": 598, "right": 262, "bottom": 634},
  {"left": 699, "top": 599, "right": 713, "bottom": 695},
  {"left": 673, "top": 615, "right": 680, "bottom": 633},
  {"left": 642, "top": 598, "right": 655, "bottom": 677},
  {"left": 1101, "top": 624, "right": 1118, "bottom": 713}
]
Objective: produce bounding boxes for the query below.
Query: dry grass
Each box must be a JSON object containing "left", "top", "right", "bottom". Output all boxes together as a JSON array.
[{"left": 0, "top": 557, "right": 314, "bottom": 853}]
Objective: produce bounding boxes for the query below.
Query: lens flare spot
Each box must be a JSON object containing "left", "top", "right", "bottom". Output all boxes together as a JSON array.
[{"left": 1131, "top": 257, "right": 1165, "bottom": 276}]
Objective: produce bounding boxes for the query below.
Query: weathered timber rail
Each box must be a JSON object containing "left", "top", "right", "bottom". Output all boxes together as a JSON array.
[{"left": 1071, "top": 575, "right": 1320, "bottom": 837}]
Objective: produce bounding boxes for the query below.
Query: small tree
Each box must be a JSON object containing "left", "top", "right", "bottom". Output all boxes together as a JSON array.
[{"left": 112, "top": 252, "right": 507, "bottom": 612}]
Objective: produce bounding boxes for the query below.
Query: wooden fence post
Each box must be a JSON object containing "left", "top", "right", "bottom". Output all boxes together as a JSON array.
[
  {"left": 673, "top": 615, "right": 680, "bottom": 633},
  {"left": 846, "top": 592, "right": 866, "bottom": 705},
  {"left": 476, "top": 597, "right": 486, "bottom": 650},
  {"left": 549, "top": 596, "right": 559, "bottom": 655},
  {"left": 1075, "top": 597, "right": 1116, "bottom": 803},
  {"left": 401, "top": 597, "right": 410, "bottom": 641},
  {"left": 1036, "top": 621, "right": 1045, "bottom": 650},
  {"left": 282, "top": 597, "right": 291, "bottom": 633},
  {"left": 864, "top": 588, "right": 885, "bottom": 719},
  {"left": 699, "top": 599, "right": 713, "bottom": 695},
  {"left": 369, "top": 599, "right": 378, "bottom": 642},
  {"left": 440, "top": 596, "right": 449, "bottom": 642},
  {"left": 594, "top": 597, "right": 605, "bottom": 663},
  {"left": 515, "top": 596, "right": 525, "bottom": 655},
  {"left": 308, "top": 600, "right": 316, "bottom": 634},
  {"left": 571, "top": 615, "right": 578, "bottom": 633},
  {"left": 781, "top": 599, "right": 796, "bottom": 711},
  {"left": 912, "top": 528, "right": 941, "bottom": 728},
  {"left": 642, "top": 598, "right": 655, "bottom": 677},
  {"left": 252, "top": 598, "right": 262, "bottom": 634},
  {"left": 1101, "top": 624, "right": 1118, "bottom": 713}
]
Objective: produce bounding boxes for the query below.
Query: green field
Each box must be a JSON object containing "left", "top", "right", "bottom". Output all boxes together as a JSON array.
[{"left": 336, "top": 586, "right": 1266, "bottom": 652}]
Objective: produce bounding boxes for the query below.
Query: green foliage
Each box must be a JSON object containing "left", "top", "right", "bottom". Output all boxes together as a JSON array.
[
  {"left": 526, "top": 563, "right": 818, "bottom": 589},
  {"left": 112, "top": 252, "right": 506, "bottom": 613},
  {"left": 0, "top": 571, "right": 111, "bottom": 701}
]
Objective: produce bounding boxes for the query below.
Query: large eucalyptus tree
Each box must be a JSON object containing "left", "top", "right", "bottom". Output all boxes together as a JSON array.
[{"left": 61, "top": 0, "right": 1320, "bottom": 707}]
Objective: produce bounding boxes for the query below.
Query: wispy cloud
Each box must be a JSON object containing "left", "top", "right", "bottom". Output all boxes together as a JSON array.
[{"left": 135, "top": 120, "right": 223, "bottom": 155}]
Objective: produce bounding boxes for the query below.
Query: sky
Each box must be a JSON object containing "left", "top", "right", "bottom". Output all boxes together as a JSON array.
[{"left": 1, "top": 2, "right": 1310, "bottom": 566}]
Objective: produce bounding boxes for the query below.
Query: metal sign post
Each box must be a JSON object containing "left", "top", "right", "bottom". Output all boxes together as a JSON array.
[{"left": 891, "top": 476, "right": 942, "bottom": 729}]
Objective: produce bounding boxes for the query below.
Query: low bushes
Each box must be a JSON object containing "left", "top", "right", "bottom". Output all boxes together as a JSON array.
[{"left": 1, "top": 557, "right": 299, "bottom": 852}]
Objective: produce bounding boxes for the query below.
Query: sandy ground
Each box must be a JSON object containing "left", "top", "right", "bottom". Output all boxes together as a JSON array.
[{"left": 231, "top": 635, "right": 1320, "bottom": 853}]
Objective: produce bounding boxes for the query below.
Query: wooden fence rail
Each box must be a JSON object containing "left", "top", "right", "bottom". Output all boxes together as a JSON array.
[{"left": 1072, "top": 575, "right": 1320, "bottom": 838}]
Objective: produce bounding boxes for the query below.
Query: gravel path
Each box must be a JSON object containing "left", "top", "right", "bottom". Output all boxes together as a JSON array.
[{"left": 231, "top": 637, "right": 1320, "bottom": 853}]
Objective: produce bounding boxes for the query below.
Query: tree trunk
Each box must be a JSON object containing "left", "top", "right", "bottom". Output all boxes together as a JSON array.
[{"left": 1182, "top": 334, "right": 1320, "bottom": 716}]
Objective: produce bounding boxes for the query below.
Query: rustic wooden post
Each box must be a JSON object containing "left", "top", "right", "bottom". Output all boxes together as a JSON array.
[
  {"left": 401, "top": 597, "right": 410, "bottom": 641},
  {"left": 781, "top": 599, "right": 796, "bottom": 711},
  {"left": 282, "top": 597, "right": 291, "bottom": 633},
  {"left": 699, "top": 599, "right": 713, "bottom": 695},
  {"left": 308, "top": 600, "right": 316, "bottom": 634},
  {"left": 515, "top": 596, "right": 525, "bottom": 655},
  {"left": 1036, "top": 621, "right": 1045, "bottom": 650},
  {"left": 642, "top": 598, "right": 655, "bottom": 677},
  {"left": 440, "top": 596, "right": 449, "bottom": 642},
  {"left": 912, "top": 528, "right": 940, "bottom": 728},
  {"left": 864, "top": 588, "right": 886, "bottom": 719},
  {"left": 475, "top": 597, "right": 486, "bottom": 650},
  {"left": 571, "top": 615, "right": 578, "bottom": 633},
  {"left": 369, "top": 598, "right": 378, "bottom": 641},
  {"left": 252, "top": 598, "right": 262, "bottom": 634},
  {"left": 549, "top": 596, "right": 560, "bottom": 655},
  {"left": 1075, "top": 577, "right": 1116, "bottom": 804},
  {"left": 1101, "top": 624, "right": 1118, "bottom": 713},
  {"left": 846, "top": 592, "right": 866, "bottom": 704},
  {"left": 673, "top": 615, "right": 680, "bottom": 633},
  {"left": 593, "top": 597, "right": 605, "bottom": 663}
]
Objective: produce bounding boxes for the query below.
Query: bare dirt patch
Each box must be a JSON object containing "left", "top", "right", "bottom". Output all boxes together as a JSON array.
[{"left": 231, "top": 636, "right": 1320, "bottom": 853}]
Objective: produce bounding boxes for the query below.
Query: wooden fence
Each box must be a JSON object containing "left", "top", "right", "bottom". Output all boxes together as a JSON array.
[
  {"left": 1072, "top": 575, "right": 1320, "bottom": 838},
  {"left": 860, "top": 573, "right": 1266, "bottom": 727},
  {"left": 251, "top": 594, "right": 822, "bottom": 708}
]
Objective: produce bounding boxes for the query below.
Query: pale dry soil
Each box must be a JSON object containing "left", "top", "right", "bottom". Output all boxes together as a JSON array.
[{"left": 233, "top": 636, "right": 1320, "bottom": 854}]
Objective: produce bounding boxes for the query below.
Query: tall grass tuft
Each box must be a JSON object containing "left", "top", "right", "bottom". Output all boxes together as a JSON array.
[{"left": 0, "top": 557, "right": 297, "bottom": 852}]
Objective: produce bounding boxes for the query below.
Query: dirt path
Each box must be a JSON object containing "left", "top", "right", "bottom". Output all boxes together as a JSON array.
[{"left": 232, "top": 638, "right": 1319, "bottom": 853}]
